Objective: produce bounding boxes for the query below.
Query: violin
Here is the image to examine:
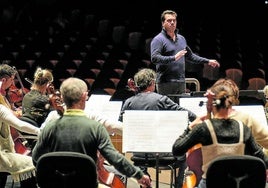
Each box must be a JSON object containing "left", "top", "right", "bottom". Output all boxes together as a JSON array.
[
  {"left": 25, "top": 78, "right": 65, "bottom": 116},
  {"left": 97, "top": 152, "right": 126, "bottom": 188},
  {"left": 7, "top": 67, "right": 30, "bottom": 107},
  {"left": 7, "top": 83, "right": 29, "bottom": 107}
]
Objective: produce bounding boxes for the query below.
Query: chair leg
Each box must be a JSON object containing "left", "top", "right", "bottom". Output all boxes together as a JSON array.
[
  {"left": 170, "top": 167, "right": 173, "bottom": 188},
  {"left": 167, "top": 165, "right": 177, "bottom": 188},
  {"left": 173, "top": 167, "right": 177, "bottom": 188}
]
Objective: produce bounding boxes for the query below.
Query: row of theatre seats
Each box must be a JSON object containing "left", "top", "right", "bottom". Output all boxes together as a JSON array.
[
  {"left": 1, "top": 4, "right": 267, "bottom": 188},
  {"left": 0, "top": 7, "right": 267, "bottom": 94}
]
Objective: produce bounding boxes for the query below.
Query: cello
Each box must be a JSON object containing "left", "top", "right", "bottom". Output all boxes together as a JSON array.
[
  {"left": 97, "top": 152, "right": 126, "bottom": 188},
  {"left": 182, "top": 91, "right": 215, "bottom": 188},
  {"left": 10, "top": 126, "right": 31, "bottom": 155},
  {"left": 183, "top": 144, "right": 202, "bottom": 188}
]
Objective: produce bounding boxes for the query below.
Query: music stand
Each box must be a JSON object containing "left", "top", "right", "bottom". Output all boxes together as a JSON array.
[{"left": 122, "top": 110, "right": 188, "bottom": 188}]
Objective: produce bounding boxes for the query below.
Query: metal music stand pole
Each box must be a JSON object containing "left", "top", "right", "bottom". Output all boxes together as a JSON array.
[{"left": 155, "top": 153, "right": 159, "bottom": 188}]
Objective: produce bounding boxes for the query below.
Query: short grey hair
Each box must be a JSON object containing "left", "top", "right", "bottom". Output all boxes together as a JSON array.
[
  {"left": 60, "top": 77, "right": 88, "bottom": 107},
  {"left": 134, "top": 68, "right": 156, "bottom": 92}
]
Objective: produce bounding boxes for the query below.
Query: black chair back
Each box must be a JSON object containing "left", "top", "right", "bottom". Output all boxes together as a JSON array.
[
  {"left": 36, "top": 151, "right": 98, "bottom": 188},
  {"left": 206, "top": 155, "right": 266, "bottom": 188}
]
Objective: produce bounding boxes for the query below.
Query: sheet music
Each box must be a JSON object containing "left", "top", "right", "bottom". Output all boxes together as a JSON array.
[
  {"left": 85, "top": 94, "right": 111, "bottom": 112},
  {"left": 179, "top": 97, "right": 207, "bottom": 117},
  {"left": 122, "top": 110, "right": 188, "bottom": 153},
  {"left": 180, "top": 97, "right": 268, "bottom": 126},
  {"left": 85, "top": 94, "right": 122, "bottom": 122},
  {"left": 233, "top": 105, "right": 268, "bottom": 127},
  {"left": 100, "top": 101, "right": 123, "bottom": 122}
]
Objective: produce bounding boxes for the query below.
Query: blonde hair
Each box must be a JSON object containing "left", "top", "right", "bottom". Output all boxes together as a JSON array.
[{"left": 33, "top": 67, "right": 53, "bottom": 86}]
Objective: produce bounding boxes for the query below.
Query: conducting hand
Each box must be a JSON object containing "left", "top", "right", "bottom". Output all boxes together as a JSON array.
[
  {"left": 175, "top": 49, "right": 187, "bottom": 61},
  {"left": 208, "top": 59, "right": 220, "bottom": 68}
]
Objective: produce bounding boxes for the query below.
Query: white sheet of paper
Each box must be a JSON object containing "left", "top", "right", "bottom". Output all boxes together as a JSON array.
[
  {"left": 85, "top": 94, "right": 111, "bottom": 112},
  {"left": 122, "top": 110, "right": 188, "bottom": 153},
  {"left": 233, "top": 105, "right": 268, "bottom": 127},
  {"left": 179, "top": 97, "right": 268, "bottom": 126},
  {"left": 179, "top": 97, "right": 207, "bottom": 117},
  {"left": 84, "top": 94, "right": 122, "bottom": 122}
]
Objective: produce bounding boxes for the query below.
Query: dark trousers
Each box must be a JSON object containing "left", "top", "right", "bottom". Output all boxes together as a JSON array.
[
  {"left": 138, "top": 159, "right": 187, "bottom": 188},
  {"left": 0, "top": 172, "right": 37, "bottom": 188},
  {"left": 156, "top": 82, "right": 186, "bottom": 96},
  {"left": 20, "top": 177, "right": 38, "bottom": 188},
  {"left": 176, "top": 160, "right": 187, "bottom": 188},
  {"left": 0, "top": 172, "right": 8, "bottom": 188}
]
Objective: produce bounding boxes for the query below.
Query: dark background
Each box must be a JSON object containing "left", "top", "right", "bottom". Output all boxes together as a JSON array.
[{"left": 0, "top": 0, "right": 267, "bottom": 94}]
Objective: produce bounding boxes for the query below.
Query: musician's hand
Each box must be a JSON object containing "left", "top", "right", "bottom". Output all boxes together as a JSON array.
[
  {"left": 204, "top": 90, "right": 215, "bottom": 117},
  {"left": 137, "top": 175, "right": 152, "bottom": 188},
  {"left": 13, "top": 109, "right": 22, "bottom": 118},
  {"left": 189, "top": 115, "right": 207, "bottom": 130}
]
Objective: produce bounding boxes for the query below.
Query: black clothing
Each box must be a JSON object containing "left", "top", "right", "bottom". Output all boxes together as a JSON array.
[
  {"left": 21, "top": 90, "right": 51, "bottom": 127},
  {"left": 121, "top": 92, "right": 196, "bottom": 122},
  {"left": 121, "top": 91, "right": 196, "bottom": 188},
  {"left": 172, "top": 118, "right": 268, "bottom": 166}
]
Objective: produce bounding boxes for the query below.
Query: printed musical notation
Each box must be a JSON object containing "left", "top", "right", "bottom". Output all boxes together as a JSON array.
[{"left": 122, "top": 110, "right": 188, "bottom": 153}]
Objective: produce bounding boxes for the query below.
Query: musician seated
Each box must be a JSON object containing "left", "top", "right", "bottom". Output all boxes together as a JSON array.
[
  {"left": 21, "top": 67, "right": 54, "bottom": 127},
  {"left": 264, "top": 85, "right": 268, "bottom": 110},
  {"left": 120, "top": 68, "right": 197, "bottom": 188},
  {"left": 173, "top": 82, "right": 268, "bottom": 188},
  {"left": 41, "top": 107, "right": 123, "bottom": 136},
  {"left": 32, "top": 77, "right": 151, "bottom": 188}
]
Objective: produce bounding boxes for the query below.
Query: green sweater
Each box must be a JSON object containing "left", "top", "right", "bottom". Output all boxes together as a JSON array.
[{"left": 32, "top": 109, "right": 143, "bottom": 180}]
